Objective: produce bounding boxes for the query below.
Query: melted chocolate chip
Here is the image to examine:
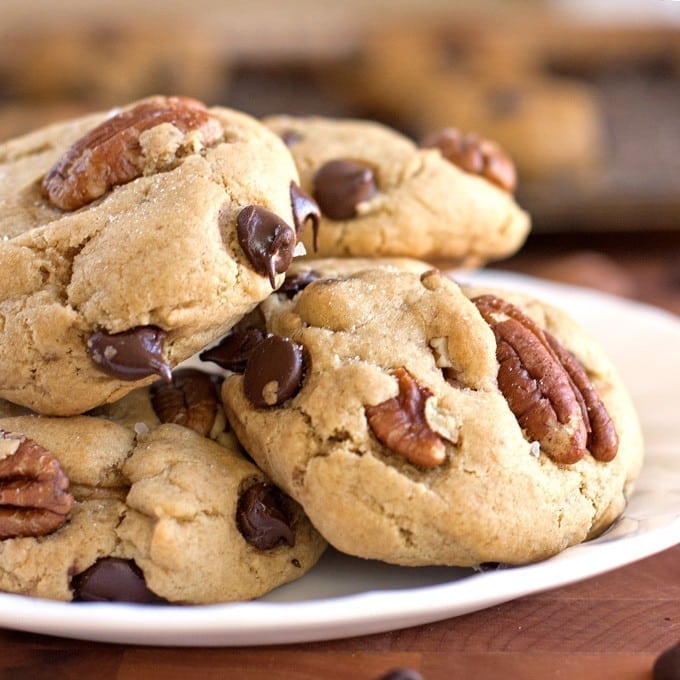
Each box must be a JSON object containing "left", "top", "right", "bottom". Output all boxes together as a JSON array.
[
  {"left": 237, "top": 205, "right": 296, "bottom": 288},
  {"left": 290, "top": 181, "right": 321, "bottom": 251},
  {"left": 87, "top": 326, "right": 172, "bottom": 382},
  {"left": 279, "top": 270, "right": 321, "bottom": 299},
  {"left": 653, "top": 641, "right": 680, "bottom": 680},
  {"left": 199, "top": 328, "right": 266, "bottom": 373},
  {"left": 313, "top": 159, "right": 377, "bottom": 220},
  {"left": 72, "top": 558, "right": 163, "bottom": 603},
  {"left": 243, "top": 335, "right": 305, "bottom": 408},
  {"left": 236, "top": 481, "right": 295, "bottom": 550}
]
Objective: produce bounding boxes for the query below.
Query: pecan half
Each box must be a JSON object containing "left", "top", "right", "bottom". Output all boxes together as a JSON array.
[
  {"left": 472, "top": 295, "right": 618, "bottom": 464},
  {"left": 365, "top": 367, "right": 447, "bottom": 468},
  {"left": 150, "top": 368, "right": 218, "bottom": 437},
  {"left": 0, "top": 431, "right": 74, "bottom": 540},
  {"left": 42, "top": 96, "right": 224, "bottom": 210},
  {"left": 419, "top": 128, "right": 517, "bottom": 193},
  {"left": 545, "top": 334, "right": 619, "bottom": 462}
]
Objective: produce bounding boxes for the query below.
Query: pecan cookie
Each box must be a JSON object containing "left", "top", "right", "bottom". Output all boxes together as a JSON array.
[
  {"left": 0, "top": 415, "right": 133, "bottom": 600},
  {"left": 220, "top": 268, "right": 642, "bottom": 567},
  {"left": 263, "top": 115, "right": 530, "bottom": 265},
  {"left": 0, "top": 96, "right": 318, "bottom": 415},
  {"left": 0, "top": 414, "right": 325, "bottom": 603}
]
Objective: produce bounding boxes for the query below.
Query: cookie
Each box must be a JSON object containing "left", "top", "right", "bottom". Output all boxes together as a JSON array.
[
  {"left": 413, "top": 75, "right": 603, "bottom": 182},
  {"left": 327, "top": 24, "right": 603, "bottom": 181},
  {"left": 264, "top": 115, "right": 530, "bottom": 265},
  {"left": 0, "top": 96, "right": 317, "bottom": 415},
  {"left": 118, "top": 424, "right": 326, "bottom": 604},
  {"left": 0, "top": 415, "right": 133, "bottom": 600},
  {"left": 0, "top": 414, "right": 326, "bottom": 603},
  {"left": 0, "top": 25, "right": 226, "bottom": 105},
  {"left": 220, "top": 268, "right": 643, "bottom": 567}
]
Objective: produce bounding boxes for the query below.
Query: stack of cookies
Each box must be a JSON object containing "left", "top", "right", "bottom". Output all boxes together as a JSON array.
[{"left": 0, "top": 95, "right": 643, "bottom": 604}]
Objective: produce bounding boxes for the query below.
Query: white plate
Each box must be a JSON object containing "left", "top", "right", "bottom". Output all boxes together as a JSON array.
[{"left": 2, "top": 270, "right": 679, "bottom": 646}]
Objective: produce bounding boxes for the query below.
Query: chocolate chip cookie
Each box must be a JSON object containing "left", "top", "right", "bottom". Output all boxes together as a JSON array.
[
  {"left": 220, "top": 268, "right": 643, "bottom": 567},
  {"left": 118, "top": 424, "right": 326, "bottom": 604},
  {"left": 0, "top": 414, "right": 326, "bottom": 603},
  {"left": 264, "top": 115, "right": 530, "bottom": 265},
  {"left": 0, "top": 96, "right": 318, "bottom": 415}
]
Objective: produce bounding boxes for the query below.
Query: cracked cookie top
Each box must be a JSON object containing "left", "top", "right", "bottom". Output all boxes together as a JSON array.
[
  {"left": 0, "top": 96, "right": 313, "bottom": 415},
  {"left": 220, "top": 268, "right": 642, "bottom": 567},
  {"left": 264, "top": 115, "right": 530, "bottom": 266}
]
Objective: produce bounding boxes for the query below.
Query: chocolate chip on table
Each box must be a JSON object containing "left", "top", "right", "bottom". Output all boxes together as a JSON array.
[
  {"left": 87, "top": 326, "right": 172, "bottom": 382},
  {"left": 243, "top": 335, "right": 305, "bottom": 408},
  {"left": 237, "top": 205, "right": 297, "bottom": 288},
  {"left": 72, "top": 558, "right": 163, "bottom": 603},
  {"left": 289, "top": 181, "right": 321, "bottom": 251},
  {"left": 313, "top": 158, "right": 378, "bottom": 220},
  {"left": 374, "top": 668, "right": 424, "bottom": 680},
  {"left": 200, "top": 328, "right": 266, "bottom": 373},
  {"left": 653, "top": 640, "right": 680, "bottom": 680},
  {"left": 236, "top": 481, "right": 295, "bottom": 550}
]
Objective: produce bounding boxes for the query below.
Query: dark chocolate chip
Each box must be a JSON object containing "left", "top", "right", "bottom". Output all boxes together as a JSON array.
[
  {"left": 72, "top": 558, "right": 163, "bottom": 603},
  {"left": 653, "top": 641, "right": 680, "bottom": 680},
  {"left": 313, "top": 159, "right": 377, "bottom": 220},
  {"left": 279, "top": 270, "right": 321, "bottom": 299},
  {"left": 236, "top": 481, "right": 295, "bottom": 550},
  {"left": 200, "top": 328, "right": 266, "bottom": 373},
  {"left": 87, "top": 326, "right": 172, "bottom": 382},
  {"left": 374, "top": 669, "right": 424, "bottom": 680},
  {"left": 243, "top": 335, "right": 305, "bottom": 408},
  {"left": 290, "top": 181, "right": 321, "bottom": 251},
  {"left": 237, "top": 205, "right": 296, "bottom": 288}
]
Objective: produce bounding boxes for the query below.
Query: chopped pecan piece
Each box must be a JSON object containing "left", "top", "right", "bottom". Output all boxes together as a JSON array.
[
  {"left": 472, "top": 295, "right": 618, "bottom": 464},
  {"left": 0, "top": 431, "right": 73, "bottom": 539},
  {"left": 150, "top": 368, "right": 219, "bottom": 437},
  {"left": 419, "top": 128, "right": 517, "bottom": 193},
  {"left": 42, "top": 96, "right": 224, "bottom": 210},
  {"left": 365, "top": 367, "right": 447, "bottom": 468}
]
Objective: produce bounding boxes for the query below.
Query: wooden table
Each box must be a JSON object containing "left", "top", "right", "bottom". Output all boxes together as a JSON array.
[{"left": 1, "top": 237, "right": 678, "bottom": 680}]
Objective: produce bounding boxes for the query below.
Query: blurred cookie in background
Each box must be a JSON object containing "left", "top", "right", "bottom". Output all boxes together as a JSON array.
[
  {"left": 0, "top": 102, "right": 95, "bottom": 143},
  {"left": 0, "top": 22, "right": 228, "bottom": 107},
  {"left": 324, "top": 22, "right": 604, "bottom": 183}
]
